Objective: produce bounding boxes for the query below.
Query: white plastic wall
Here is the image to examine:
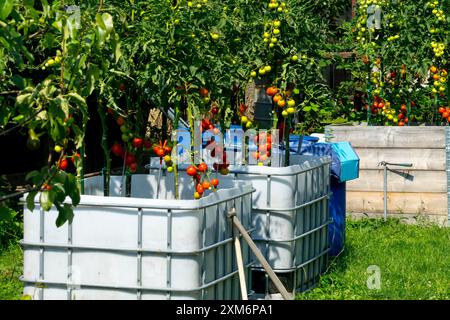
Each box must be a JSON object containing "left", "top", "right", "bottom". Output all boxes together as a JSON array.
[{"left": 22, "top": 174, "right": 253, "bottom": 300}]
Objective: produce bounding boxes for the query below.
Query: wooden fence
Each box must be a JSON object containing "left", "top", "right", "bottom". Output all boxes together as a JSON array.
[{"left": 327, "top": 125, "right": 449, "bottom": 226}]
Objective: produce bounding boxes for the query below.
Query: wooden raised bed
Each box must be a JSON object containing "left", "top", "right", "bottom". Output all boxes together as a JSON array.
[{"left": 326, "top": 125, "right": 450, "bottom": 226}]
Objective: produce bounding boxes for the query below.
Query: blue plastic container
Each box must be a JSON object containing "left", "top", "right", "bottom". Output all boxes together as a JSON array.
[{"left": 301, "top": 142, "right": 360, "bottom": 256}]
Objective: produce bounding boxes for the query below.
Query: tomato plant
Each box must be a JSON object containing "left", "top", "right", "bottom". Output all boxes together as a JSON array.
[
  {"left": 0, "top": 0, "right": 123, "bottom": 226},
  {"left": 338, "top": 0, "right": 449, "bottom": 126}
]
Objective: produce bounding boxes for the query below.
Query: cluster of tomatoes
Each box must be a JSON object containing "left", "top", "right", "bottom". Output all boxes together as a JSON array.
[
  {"left": 110, "top": 113, "right": 153, "bottom": 173},
  {"left": 266, "top": 86, "right": 296, "bottom": 117},
  {"left": 186, "top": 163, "right": 220, "bottom": 199},
  {"left": 438, "top": 106, "right": 450, "bottom": 122},
  {"left": 369, "top": 96, "right": 386, "bottom": 115},
  {"left": 153, "top": 139, "right": 174, "bottom": 170},
  {"left": 267, "top": 1, "right": 288, "bottom": 13},
  {"left": 429, "top": 2, "right": 447, "bottom": 23},
  {"left": 239, "top": 102, "right": 253, "bottom": 129},
  {"left": 396, "top": 104, "right": 411, "bottom": 127},
  {"left": 41, "top": 51, "right": 62, "bottom": 71},
  {"left": 369, "top": 96, "right": 413, "bottom": 126},
  {"left": 187, "top": 0, "right": 208, "bottom": 11},
  {"left": 430, "top": 66, "right": 447, "bottom": 95},
  {"left": 251, "top": 132, "right": 273, "bottom": 164},
  {"left": 111, "top": 142, "right": 137, "bottom": 173}
]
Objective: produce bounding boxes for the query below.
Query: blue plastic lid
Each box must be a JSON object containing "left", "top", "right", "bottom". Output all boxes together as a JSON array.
[{"left": 289, "top": 135, "right": 319, "bottom": 142}]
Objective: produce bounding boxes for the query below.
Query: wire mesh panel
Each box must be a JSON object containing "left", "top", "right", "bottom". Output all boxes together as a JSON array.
[
  {"left": 21, "top": 175, "right": 254, "bottom": 300},
  {"left": 225, "top": 155, "right": 332, "bottom": 295}
]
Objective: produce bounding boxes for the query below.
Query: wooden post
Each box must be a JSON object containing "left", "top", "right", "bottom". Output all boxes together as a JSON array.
[
  {"left": 233, "top": 232, "right": 248, "bottom": 300},
  {"left": 228, "top": 209, "right": 293, "bottom": 300}
]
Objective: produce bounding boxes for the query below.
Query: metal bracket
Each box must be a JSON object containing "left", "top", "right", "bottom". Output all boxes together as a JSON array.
[{"left": 378, "top": 161, "right": 413, "bottom": 221}]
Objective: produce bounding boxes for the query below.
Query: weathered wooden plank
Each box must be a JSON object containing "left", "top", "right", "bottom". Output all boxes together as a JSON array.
[
  {"left": 347, "top": 169, "right": 447, "bottom": 193},
  {"left": 346, "top": 191, "right": 448, "bottom": 216},
  {"left": 354, "top": 148, "right": 446, "bottom": 171},
  {"left": 327, "top": 126, "right": 446, "bottom": 149}
]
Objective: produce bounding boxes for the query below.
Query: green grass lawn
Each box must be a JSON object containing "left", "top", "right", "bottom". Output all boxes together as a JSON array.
[
  {"left": 0, "top": 244, "right": 23, "bottom": 300},
  {"left": 297, "top": 218, "right": 450, "bottom": 300},
  {"left": 0, "top": 218, "right": 449, "bottom": 300}
]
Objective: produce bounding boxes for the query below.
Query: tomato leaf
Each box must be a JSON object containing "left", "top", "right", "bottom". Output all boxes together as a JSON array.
[
  {"left": 25, "top": 170, "right": 40, "bottom": 181},
  {"left": 26, "top": 191, "right": 38, "bottom": 212},
  {"left": 0, "top": 0, "right": 14, "bottom": 21},
  {"left": 55, "top": 203, "right": 74, "bottom": 227},
  {"left": 40, "top": 190, "right": 54, "bottom": 211}
]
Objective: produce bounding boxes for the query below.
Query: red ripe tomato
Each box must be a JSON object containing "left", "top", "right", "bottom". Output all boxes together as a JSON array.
[
  {"left": 111, "top": 143, "right": 124, "bottom": 157},
  {"left": 59, "top": 158, "right": 69, "bottom": 171},
  {"left": 43, "top": 183, "right": 52, "bottom": 191},
  {"left": 202, "top": 181, "right": 211, "bottom": 189},
  {"left": 398, "top": 121, "right": 405, "bottom": 127},
  {"left": 378, "top": 103, "right": 385, "bottom": 109},
  {"left": 125, "top": 154, "right": 136, "bottom": 166},
  {"left": 439, "top": 107, "right": 446, "bottom": 114},
  {"left": 410, "top": 101, "right": 415, "bottom": 107},
  {"left": 265, "top": 86, "right": 278, "bottom": 97},
  {"left": 187, "top": 166, "right": 198, "bottom": 177},
  {"left": 129, "top": 163, "right": 138, "bottom": 173},
  {"left": 398, "top": 113, "right": 405, "bottom": 120},
  {"left": 198, "top": 163, "right": 208, "bottom": 173},
  {"left": 196, "top": 184, "right": 205, "bottom": 195},
  {"left": 202, "top": 119, "right": 211, "bottom": 130},
  {"left": 239, "top": 104, "right": 247, "bottom": 114},
  {"left": 211, "top": 106, "right": 219, "bottom": 115},
  {"left": 194, "top": 173, "right": 201, "bottom": 182},
  {"left": 404, "top": 118, "right": 409, "bottom": 124},
  {"left": 155, "top": 147, "right": 165, "bottom": 158},
  {"left": 266, "top": 135, "right": 272, "bottom": 144},
  {"left": 400, "top": 104, "right": 407, "bottom": 112},
  {"left": 132, "top": 138, "right": 144, "bottom": 149},
  {"left": 117, "top": 116, "right": 125, "bottom": 126},
  {"left": 447, "top": 116, "right": 450, "bottom": 123},
  {"left": 442, "top": 112, "right": 449, "bottom": 119},
  {"left": 199, "top": 88, "right": 209, "bottom": 97},
  {"left": 372, "top": 102, "right": 379, "bottom": 108},
  {"left": 211, "top": 178, "right": 219, "bottom": 187}
]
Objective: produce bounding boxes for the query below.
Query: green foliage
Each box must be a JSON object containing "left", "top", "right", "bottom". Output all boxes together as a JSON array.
[
  {"left": 336, "top": 0, "right": 450, "bottom": 126},
  {"left": 0, "top": 245, "right": 23, "bottom": 300},
  {"left": 0, "top": 1, "right": 123, "bottom": 226},
  {"left": 297, "top": 218, "right": 450, "bottom": 300}
]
